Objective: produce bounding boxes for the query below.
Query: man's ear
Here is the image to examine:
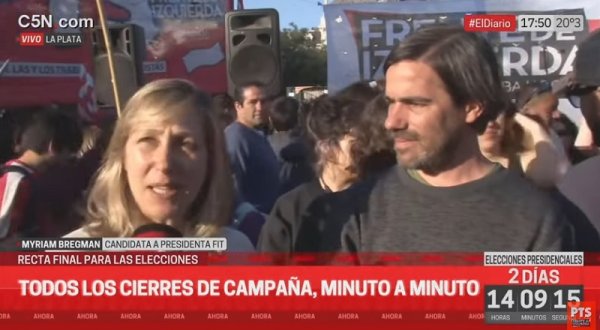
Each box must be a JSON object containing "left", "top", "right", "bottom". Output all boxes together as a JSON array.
[
  {"left": 464, "top": 102, "right": 484, "bottom": 125},
  {"left": 234, "top": 101, "right": 243, "bottom": 112}
]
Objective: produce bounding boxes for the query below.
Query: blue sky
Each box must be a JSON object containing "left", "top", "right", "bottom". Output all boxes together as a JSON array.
[{"left": 243, "top": 0, "right": 325, "bottom": 29}]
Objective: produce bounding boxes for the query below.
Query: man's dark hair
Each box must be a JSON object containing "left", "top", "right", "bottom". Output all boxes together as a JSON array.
[
  {"left": 211, "top": 93, "right": 236, "bottom": 127},
  {"left": 20, "top": 107, "right": 83, "bottom": 155},
  {"left": 335, "top": 81, "right": 381, "bottom": 102},
  {"left": 232, "top": 81, "right": 266, "bottom": 105},
  {"left": 305, "top": 82, "right": 379, "bottom": 143},
  {"left": 384, "top": 25, "right": 509, "bottom": 133},
  {"left": 0, "top": 109, "right": 16, "bottom": 162},
  {"left": 304, "top": 82, "right": 380, "bottom": 175},
  {"left": 269, "top": 96, "right": 300, "bottom": 131},
  {"left": 352, "top": 95, "right": 396, "bottom": 176}
]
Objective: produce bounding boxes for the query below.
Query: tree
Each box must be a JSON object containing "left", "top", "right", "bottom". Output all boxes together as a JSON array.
[{"left": 280, "top": 23, "right": 327, "bottom": 87}]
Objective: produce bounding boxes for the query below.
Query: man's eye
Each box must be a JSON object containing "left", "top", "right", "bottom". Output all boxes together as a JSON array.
[{"left": 405, "top": 100, "right": 430, "bottom": 107}]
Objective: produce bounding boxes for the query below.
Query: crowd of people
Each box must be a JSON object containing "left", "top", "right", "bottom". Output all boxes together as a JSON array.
[{"left": 1, "top": 25, "right": 600, "bottom": 258}]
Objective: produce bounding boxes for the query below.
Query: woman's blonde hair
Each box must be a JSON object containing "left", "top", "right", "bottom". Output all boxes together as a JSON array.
[{"left": 83, "top": 79, "right": 234, "bottom": 237}]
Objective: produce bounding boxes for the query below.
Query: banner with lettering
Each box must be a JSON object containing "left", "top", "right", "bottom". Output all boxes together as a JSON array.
[
  {"left": 0, "top": 0, "right": 96, "bottom": 114},
  {"left": 0, "top": 0, "right": 232, "bottom": 117},
  {"left": 324, "top": 0, "right": 600, "bottom": 95},
  {"left": 108, "top": 0, "right": 232, "bottom": 94}
]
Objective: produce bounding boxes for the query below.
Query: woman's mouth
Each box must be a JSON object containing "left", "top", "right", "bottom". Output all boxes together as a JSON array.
[{"left": 149, "top": 185, "right": 178, "bottom": 198}]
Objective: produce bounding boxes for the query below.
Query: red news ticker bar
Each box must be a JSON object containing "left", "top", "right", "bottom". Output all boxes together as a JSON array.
[
  {"left": 464, "top": 14, "right": 517, "bottom": 32},
  {"left": 17, "top": 32, "right": 45, "bottom": 47},
  {"left": 0, "top": 266, "right": 597, "bottom": 310}
]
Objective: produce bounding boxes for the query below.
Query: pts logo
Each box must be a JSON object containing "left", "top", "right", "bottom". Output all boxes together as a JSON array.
[
  {"left": 572, "top": 307, "right": 593, "bottom": 318},
  {"left": 568, "top": 302, "right": 596, "bottom": 330}
]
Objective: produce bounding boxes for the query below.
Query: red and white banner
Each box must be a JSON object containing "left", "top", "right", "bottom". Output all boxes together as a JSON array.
[{"left": 0, "top": 0, "right": 233, "bottom": 116}]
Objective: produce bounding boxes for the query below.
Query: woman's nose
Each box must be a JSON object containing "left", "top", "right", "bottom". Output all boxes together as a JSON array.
[{"left": 153, "top": 142, "right": 175, "bottom": 172}]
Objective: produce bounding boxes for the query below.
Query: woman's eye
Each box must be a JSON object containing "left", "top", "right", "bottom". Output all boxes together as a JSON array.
[
  {"left": 138, "top": 136, "right": 155, "bottom": 143},
  {"left": 181, "top": 139, "right": 197, "bottom": 151}
]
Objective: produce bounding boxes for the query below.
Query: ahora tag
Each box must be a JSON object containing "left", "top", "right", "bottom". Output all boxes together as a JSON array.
[{"left": 568, "top": 301, "right": 596, "bottom": 330}]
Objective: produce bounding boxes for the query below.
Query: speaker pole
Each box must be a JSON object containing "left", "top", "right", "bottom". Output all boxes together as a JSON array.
[{"left": 95, "top": 0, "right": 122, "bottom": 117}]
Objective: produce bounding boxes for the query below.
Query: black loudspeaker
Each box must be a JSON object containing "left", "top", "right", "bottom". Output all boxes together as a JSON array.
[
  {"left": 92, "top": 24, "right": 145, "bottom": 107},
  {"left": 225, "top": 9, "right": 282, "bottom": 97}
]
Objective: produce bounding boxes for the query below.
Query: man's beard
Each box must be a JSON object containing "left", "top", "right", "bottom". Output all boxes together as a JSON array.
[{"left": 392, "top": 125, "right": 464, "bottom": 175}]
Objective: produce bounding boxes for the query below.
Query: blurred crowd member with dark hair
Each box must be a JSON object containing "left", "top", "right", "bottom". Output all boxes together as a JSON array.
[
  {"left": 478, "top": 102, "right": 570, "bottom": 188},
  {"left": 0, "top": 109, "right": 16, "bottom": 164},
  {"left": 342, "top": 25, "right": 578, "bottom": 255},
  {"left": 517, "top": 82, "right": 561, "bottom": 130},
  {"left": 259, "top": 82, "right": 393, "bottom": 253},
  {"left": 211, "top": 93, "right": 236, "bottom": 130},
  {"left": 552, "top": 113, "right": 588, "bottom": 165},
  {"left": 225, "top": 82, "right": 280, "bottom": 215},
  {"left": 0, "top": 108, "right": 82, "bottom": 244},
  {"left": 559, "top": 29, "right": 600, "bottom": 233},
  {"left": 351, "top": 94, "right": 397, "bottom": 176},
  {"left": 27, "top": 122, "right": 113, "bottom": 238},
  {"left": 78, "top": 125, "right": 102, "bottom": 158},
  {"left": 517, "top": 81, "right": 570, "bottom": 157},
  {"left": 268, "top": 96, "right": 314, "bottom": 195}
]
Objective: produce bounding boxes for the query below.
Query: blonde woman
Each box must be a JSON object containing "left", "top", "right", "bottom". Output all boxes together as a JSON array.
[{"left": 66, "top": 79, "right": 253, "bottom": 251}]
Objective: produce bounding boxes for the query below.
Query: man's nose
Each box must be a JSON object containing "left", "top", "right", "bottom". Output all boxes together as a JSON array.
[{"left": 385, "top": 103, "right": 408, "bottom": 131}]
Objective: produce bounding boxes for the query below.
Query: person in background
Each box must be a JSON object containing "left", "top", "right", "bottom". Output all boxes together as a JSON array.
[
  {"left": 0, "top": 108, "right": 82, "bottom": 243},
  {"left": 351, "top": 94, "right": 397, "bottom": 176},
  {"left": 0, "top": 109, "right": 16, "bottom": 164},
  {"left": 259, "top": 82, "right": 395, "bottom": 253},
  {"left": 225, "top": 82, "right": 280, "bottom": 214},
  {"left": 559, "top": 29, "right": 600, "bottom": 233},
  {"left": 517, "top": 82, "right": 561, "bottom": 131},
  {"left": 573, "top": 120, "right": 597, "bottom": 158},
  {"left": 28, "top": 122, "right": 112, "bottom": 238},
  {"left": 517, "top": 82, "right": 569, "bottom": 157},
  {"left": 552, "top": 113, "right": 588, "bottom": 165},
  {"left": 478, "top": 102, "right": 570, "bottom": 188},
  {"left": 78, "top": 125, "right": 102, "bottom": 158},
  {"left": 66, "top": 79, "right": 253, "bottom": 251},
  {"left": 553, "top": 72, "right": 598, "bottom": 159},
  {"left": 211, "top": 93, "right": 236, "bottom": 130},
  {"left": 268, "top": 96, "right": 314, "bottom": 195},
  {"left": 76, "top": 122, "right": 113, "bottom": 189},
  {"left": 342, "top": 25, "right": 577, "bottom": 255}
]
